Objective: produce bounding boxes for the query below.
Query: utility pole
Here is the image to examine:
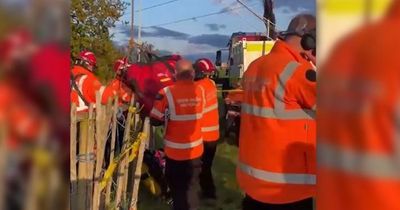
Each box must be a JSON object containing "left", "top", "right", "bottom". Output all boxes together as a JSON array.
[
  {"left": 138, "top": 0, "right": 142, "bottom": 43},
  {"left": 129, "top": 0, "right": 135, "bottom": 62},
  {"left": 137, "top": 0, "right": 142, "bottom": 61},
  {"left": 131, "top": 0, "right": 135, "bottom": 42},
  {"left": 236, "top": 0, "right": 276, "bottom": 39}
]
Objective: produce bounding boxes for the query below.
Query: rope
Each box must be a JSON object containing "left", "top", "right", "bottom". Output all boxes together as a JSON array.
[{"left": 99, "top": 132, "right": 148, "bottom": 191}]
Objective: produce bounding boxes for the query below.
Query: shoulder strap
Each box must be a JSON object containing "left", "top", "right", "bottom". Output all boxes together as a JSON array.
[{"left": 70, "top": 73, "right": 90, "bottom": 106}]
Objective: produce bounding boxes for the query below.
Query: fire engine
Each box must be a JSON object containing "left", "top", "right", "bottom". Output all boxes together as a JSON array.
[{"left": 214, "top": 32, "right": 275, "bottom": 89}]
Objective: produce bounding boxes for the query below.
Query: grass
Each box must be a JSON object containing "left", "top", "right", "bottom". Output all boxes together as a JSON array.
[{"left": 137, "top": 141, "right": 243, "bottom": 210}]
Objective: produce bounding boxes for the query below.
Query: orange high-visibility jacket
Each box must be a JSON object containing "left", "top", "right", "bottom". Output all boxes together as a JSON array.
[
  {"left": 101, "top": 78, "right": 133, "bottom": 105},
  {"left": 237, "top": 40, "right": 316, "bottom": 204},
  {"left": 150, "top": 80, "right": 206, "bottom": 161},
  {"left": 225, "top": 88, "right": 244, "bottom": 104},
  {"left": 196, "top": 77, "right": 220, "bottom": 141},
  {"left": 318, "top": 7, "right": 400, "bottom": 210},
  {"left": 71, "top": 65, "right": 104, "bottom": 111},
  {"left": 0, "top": 83, "right": 46, "bottom": 150}
]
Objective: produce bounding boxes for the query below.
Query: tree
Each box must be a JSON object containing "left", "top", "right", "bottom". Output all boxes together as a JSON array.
[{"left": 70, "top": 0, "right": 128, "bottom": 82}]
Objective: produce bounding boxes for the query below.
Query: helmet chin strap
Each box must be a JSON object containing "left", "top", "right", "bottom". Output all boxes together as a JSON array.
[
  {"left": 75, "top": 59, "right": 93, "bottom": 71},
  {"left": 115, "top": 69, "right": 124, "bottom": 78},
  {"left": 84, "top": 61, "right": 94, "bottom": 71}
]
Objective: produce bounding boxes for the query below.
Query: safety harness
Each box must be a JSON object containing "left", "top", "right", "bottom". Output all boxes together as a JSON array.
[{"left": 70, "top": 73, "right": 90, "bottom": 106}]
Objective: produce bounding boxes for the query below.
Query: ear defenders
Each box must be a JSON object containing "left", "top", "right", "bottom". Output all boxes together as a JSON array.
[{"left": 301, "top": 29, "right": 316, "bottom": 56}]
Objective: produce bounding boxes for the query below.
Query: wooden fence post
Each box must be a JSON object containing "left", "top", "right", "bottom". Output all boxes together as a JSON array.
[
  {"left": 70, "top": 104, "right": 78, "bottom": 210},
  {"left": 115, "top": 97, "right": 135, "bottom": 207},
  {"left": 148, "top": 125, "right": 156, "bottom": 150},
  {"left": 77, "top": 108, "right": 90, "bottom": 210},
  {"left": 23, "top": 122, "right": 50, "bottom": 210},
  {"left": 105, "top": 97, "right": 119, "bottom": 207},
  {"left": 85, "top": 105, "right": 95, "bottom": 210},
  {"left": 93, "top": 92, "right": 114, "bottom": 210},
  {"left": 129, "top": 117, "right": 150, "bottom": 210},
  {"left": 0, "top": 122, "right": 8, "bottom": 210}
]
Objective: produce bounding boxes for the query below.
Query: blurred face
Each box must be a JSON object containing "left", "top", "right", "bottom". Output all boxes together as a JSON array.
[
  {"left": 176, "top": 59, "right": 193, "bottom": 72},
  {"left": 175, "top": 59, "right": 194, "bottom": 80}
]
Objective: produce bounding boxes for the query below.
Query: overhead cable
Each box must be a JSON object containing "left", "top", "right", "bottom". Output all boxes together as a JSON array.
[
  {"left": 136, "top": 0, "right": 180, "bottom": 12},
  {"left": 143, "top": 4, "right": 251, "bottom": 28}
]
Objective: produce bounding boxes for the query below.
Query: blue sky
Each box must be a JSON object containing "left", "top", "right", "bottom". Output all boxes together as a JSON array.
[{"left": 111, "top": 0, "right": 315, "bottom": 60}]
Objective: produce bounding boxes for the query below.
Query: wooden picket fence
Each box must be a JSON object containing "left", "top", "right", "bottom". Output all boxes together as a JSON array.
[{"left": 70, "top": 92, "right": 150, "bottom": 210}]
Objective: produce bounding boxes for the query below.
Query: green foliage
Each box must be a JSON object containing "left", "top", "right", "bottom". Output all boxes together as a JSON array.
[{"left": 71, "top": 0, "right": 128, "bottom": 82}]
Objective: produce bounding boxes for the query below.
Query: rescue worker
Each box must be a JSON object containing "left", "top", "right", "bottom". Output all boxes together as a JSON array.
[
  {"left": 224, "top": 81, "right": 243, "bottom": 145},
  {"left": 193, "top": 58, "right": 219, "bottom": 200},
  {"left": 0, "top": 29, "right": 48, "bottom": 210},
  {"left": 318, "top": 1, "right": 400, "bottom": 210},
  {"left": 101, "top": 58, "right": 133, "bottom": 105},
  {"left": 150, "top": 59, "right": 205, "bottom": 210},
  {"left": 0, "top": 29, "right": 47, "bottom": 150},
  {"left": 71, "top": 50, "right": 105, "bottom": 111},
  {"left": 224, "top": 81, "right": 244, "bottom": 105},
  {"left": 102, "top": 58, "right": 133, "bottom": 161},
  {"left": 237, "top": 14, "right": 316, "bottom": 210}
]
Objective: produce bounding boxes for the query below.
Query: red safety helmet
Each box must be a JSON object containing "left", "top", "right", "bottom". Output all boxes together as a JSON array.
[
  {"left": 194, "top": 58, "right": 216, "bottom": 74},
  {"left": 113, "top": 58, "right": 127, "bottom": 72},
  {"left": 78, "top": 50, "right": 96, "bottom": 69}
]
